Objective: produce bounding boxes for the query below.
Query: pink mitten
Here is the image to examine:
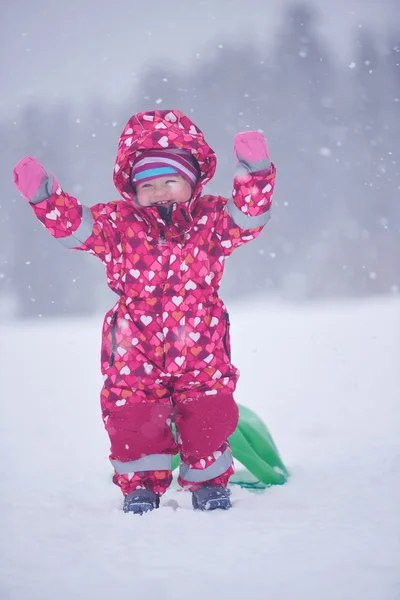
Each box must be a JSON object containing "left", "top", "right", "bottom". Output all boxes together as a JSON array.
[
  {"left": 234, "top": 131, "right": 270, "bottom": 173},
  {"left": 13, "top": 156, "right": 59, "bottom": 204}
]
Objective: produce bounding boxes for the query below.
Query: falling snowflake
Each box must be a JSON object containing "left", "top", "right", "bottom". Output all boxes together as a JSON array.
[{"left": 319, "top": 147, "right": 332, "bottom": 157}]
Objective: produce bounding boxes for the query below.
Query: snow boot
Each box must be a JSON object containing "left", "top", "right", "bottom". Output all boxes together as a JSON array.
[
  {"left": 123, "top": 489, "right": 160, "bottom": 515},
  {"left": 192, "top": 485, "right": 232, "bottom": 511}
]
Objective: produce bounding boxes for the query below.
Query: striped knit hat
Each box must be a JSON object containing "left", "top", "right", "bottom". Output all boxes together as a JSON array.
[{"left": 130, "top": 150, "right": 199, "bottom": 188}]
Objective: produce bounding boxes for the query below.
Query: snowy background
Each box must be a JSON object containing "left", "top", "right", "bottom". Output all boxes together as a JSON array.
[
  {"left": 0, "top": 0, "right": 399, "bottom": 317},
  {"left": 1, "top": 297, "right": 400, "bottom": 599},
  {"left": 1, "top": 1, "right": 400, "bottom": 598}
]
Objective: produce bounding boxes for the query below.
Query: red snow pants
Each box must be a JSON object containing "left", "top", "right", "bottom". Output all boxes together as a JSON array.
[{"left": 100, "top": 308, "right": 240, "bottom": 496}]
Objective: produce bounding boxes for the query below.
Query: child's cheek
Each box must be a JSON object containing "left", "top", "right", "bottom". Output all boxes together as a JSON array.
[{"left": 136, "top": 190, "right": 149, "bottom": 206}]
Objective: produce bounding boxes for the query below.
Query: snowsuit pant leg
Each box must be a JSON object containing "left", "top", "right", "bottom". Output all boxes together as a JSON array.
[
  {"left": 172, "top": 359, "right": 240, "bottom": 491},
  {"left": 101, "top": 376, "right": 178, "bottom": 497}
]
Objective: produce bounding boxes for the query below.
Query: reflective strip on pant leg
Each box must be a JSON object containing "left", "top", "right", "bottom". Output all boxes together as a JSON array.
[
  {"left": 111, "top": 454, "right": 173, "bottom": 475},
  {"left": 59, "top": 205, "right": 94, "bottom": 249},
  {"left": 226, "top": 197, "right": 271, "bottom": 230},
  {"left": 179, "top": 448, "right": 233, "bottom": 483}
]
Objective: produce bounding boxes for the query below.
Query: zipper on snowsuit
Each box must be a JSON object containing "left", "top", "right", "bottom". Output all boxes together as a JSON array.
[
  {"left": 157, "top": 205, "right": 173, "bottom": 369},
  {"left": 180, "top": 208, "right": 189, "bottom": 223},
  {"left": 109, "top": 311, "right": 118, "bottom": 367},
  {"left": 222, "top": 312, "right": 231, "bottom": 360}
]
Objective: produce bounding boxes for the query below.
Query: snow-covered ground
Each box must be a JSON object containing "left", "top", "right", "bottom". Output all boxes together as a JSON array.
[{"left": 1, "top": 296, "right": 399, "bottom": 600}]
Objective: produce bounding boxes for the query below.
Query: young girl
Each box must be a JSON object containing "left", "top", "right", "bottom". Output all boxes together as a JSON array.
[{"left": 13, "top": 109, "right": 276, "bottom": 514}]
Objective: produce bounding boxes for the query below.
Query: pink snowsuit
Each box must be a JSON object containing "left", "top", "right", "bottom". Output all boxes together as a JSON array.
[{"left": 27, "top": 109, "right": 276, "bottom": 496}]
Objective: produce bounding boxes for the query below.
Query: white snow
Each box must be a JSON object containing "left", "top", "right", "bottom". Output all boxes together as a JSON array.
[{"left": 1, "top": 296, "right": 399, "bottom": 600}]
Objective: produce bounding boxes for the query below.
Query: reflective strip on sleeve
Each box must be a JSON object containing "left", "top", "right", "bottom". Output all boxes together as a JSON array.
[
  {"left": 59, "top": 205, "right": 94, "bottom": 248},
  {"left": 226, "top": 197, "right": 271, "bottom": 230},
  {"left": 235, "top": 157, "right": 271, "bottom": 175},
  {"left": 179, "top": 448, "right": 233, "bottom": 483},
  {"left": 30, "top": 174, "right": 55, "bottom": 205},
  {"left": 111, "top": 454, "right": 173, "bottom": 475}
]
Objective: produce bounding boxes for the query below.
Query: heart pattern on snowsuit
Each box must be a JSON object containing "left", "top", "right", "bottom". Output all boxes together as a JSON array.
[{"left": 30, "top": 109, "right": 276, "bottom": 495}]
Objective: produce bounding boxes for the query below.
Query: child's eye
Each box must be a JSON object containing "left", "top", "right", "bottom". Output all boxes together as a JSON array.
[{"left": 166, "top": 179, "right": 178, "bottom": 184}]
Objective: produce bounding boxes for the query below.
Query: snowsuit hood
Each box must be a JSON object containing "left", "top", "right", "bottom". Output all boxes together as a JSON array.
[{"left": 113, "top": 110, "right": 217, "bottom": 235}]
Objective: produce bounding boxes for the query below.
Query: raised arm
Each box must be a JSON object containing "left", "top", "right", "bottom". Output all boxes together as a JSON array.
[
  {"left": 216, "top": 132, "right": 276, "bottom": 256},
  {"left": 13, "top": 156, "right": 120, "bottom": 263}
]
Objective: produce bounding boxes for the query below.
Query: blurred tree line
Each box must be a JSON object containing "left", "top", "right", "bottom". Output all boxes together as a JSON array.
[{"left": 0, "top": 3, "right": 399, "bottom": 318}]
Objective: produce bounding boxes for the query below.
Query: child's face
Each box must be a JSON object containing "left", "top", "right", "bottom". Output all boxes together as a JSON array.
[{"left": 135, "top": 175, "right": 193, "bottom": 208}]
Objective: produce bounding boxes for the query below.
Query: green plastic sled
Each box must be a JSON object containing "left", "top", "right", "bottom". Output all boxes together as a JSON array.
[{"left": 172, "top": 404, "right": 288, "bottom": 489}]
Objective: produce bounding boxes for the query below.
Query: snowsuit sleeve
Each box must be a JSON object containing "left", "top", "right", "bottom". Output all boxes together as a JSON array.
[
  {"left": 215, "top": 164, "right": 276, "bottom": 256},
  {"left": 29, "top": 188, "right": 121, "bottom": 264}
]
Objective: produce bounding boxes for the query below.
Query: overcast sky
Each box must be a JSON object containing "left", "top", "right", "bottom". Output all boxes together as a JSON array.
[{"left": 1, "top": 0, "right": 397, "bottom": 116}]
